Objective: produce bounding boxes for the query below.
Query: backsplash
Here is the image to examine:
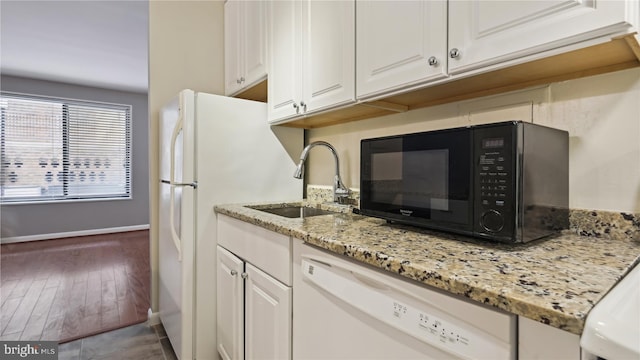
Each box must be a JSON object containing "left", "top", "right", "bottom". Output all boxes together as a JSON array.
[
  {"left": 306, "top": 185, "right": 360, "bottom": 207},
  {"left": 306, "top": 68, "right": 640, "bottom": 215},
  {"left": 306, "top": 185, "right": 640, "bottom": 242},
  {"left": 570, "top": 210, "right": 640, "bottom": 242}
]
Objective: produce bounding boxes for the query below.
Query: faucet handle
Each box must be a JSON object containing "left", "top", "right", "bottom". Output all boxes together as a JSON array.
[
  {"left": 336, "top": 193, "right": 350, "bottom": 205},
  {"left": 334, "top": 185, "right": 350, "bottom": 205},
  {"left": 338, "top": 197, "right": 349, "bottom": 204}
]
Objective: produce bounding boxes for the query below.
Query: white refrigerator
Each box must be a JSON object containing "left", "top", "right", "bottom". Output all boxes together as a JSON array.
[{"left": 158, "top": 90, "right": 302, "bottom": 360}]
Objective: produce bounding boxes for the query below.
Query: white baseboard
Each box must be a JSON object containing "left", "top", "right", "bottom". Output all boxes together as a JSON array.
[
  {"left": 147, "top": 308, "right": 161, "bottom": 326},
  {"left": 0, "top": 224, "right": 150, "bottom": 244}
]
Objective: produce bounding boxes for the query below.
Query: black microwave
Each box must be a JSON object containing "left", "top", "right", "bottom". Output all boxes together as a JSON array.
[{"left": 360, "top": 121, "right": 569, "bottom": 243}]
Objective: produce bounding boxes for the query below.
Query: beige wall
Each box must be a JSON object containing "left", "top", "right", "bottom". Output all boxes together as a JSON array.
[
  {"left": 148, "top": 0, "right": 223, "bottom": 311},
  {"left": 307, "top": 67, "right": 640, "bottom": 213}
]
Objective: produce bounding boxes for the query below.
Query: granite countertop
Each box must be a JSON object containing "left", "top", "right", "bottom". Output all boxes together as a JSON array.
[{"left": 214, "top": 201, "right": 640, "bottom": 335}]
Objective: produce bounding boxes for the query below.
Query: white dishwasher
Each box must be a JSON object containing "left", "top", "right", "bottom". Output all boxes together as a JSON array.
[{"left": 293, "top": 240, "right": 516, "bottom": 360}]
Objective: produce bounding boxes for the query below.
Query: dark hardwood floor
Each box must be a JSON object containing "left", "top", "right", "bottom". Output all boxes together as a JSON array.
[{"left": 0, "top": 230, "right": 150, "bottom": 343}]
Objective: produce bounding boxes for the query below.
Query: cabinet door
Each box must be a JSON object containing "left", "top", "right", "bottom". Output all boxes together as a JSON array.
[
  {"left": 448, "top": 0, "right": 632, "bottom": 74},
  {"left": 242, "top": 0, "right": 268, "bottom": 89},
  {"left": 245, "top": 263, "right": 292, "bottom": 360},
  {"left": 519, "top": 317, "right": 581, "bottom": 360},
  {"left": 302, "top": 0, "right": 355, "bottom": 113},
  {"left": 224, "top": 0, "right": 242, "bottom": 96},
  {"left": 268, "top": 0, "right": 302, "bottom": 122},
  {"left": 356, "top": 0, "right": 447, "bottom": 99},
  {"left": 217, "top": 246, "right": 244, "bottom": 360}
]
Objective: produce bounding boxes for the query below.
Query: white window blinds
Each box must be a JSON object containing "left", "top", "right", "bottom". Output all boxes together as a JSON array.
[{"left": 0, "top": 93, "right": 131, "bottom": 203}]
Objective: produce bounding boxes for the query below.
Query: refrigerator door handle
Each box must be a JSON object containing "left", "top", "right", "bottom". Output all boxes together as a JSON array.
[
  {"left": 169, "top": 185, "right": 183, "bottom": 262},
  {"left": 169, "top": 115, "right": 184, "bottom": 261},
  {"left": 161, "top": 179, "right": 198, "bottom": 188},
  {"left": 170, "top": 116, "right": 183, "bottom": 184}
]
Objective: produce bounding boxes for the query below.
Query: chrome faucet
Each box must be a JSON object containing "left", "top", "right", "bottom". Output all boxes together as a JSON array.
[{"left": 293, "top": 141, "right": 350, "bottom": 204}]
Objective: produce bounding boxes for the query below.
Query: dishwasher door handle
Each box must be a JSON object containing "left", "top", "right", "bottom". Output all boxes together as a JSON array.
[
  {"left": 351, "top": 272, "right": 391, "bottom": 291},
  {"left": 304, "top": 256, "right": 391, "bottom": 291}
]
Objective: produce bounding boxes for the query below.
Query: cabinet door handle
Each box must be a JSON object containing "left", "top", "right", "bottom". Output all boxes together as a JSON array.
[
  {"left": 240, "top": 77, "right": 245, "bottom": 83},
  {"left": 449, "top": 48, "right": 460, "bottom": 59},
  {"left": 427, "top": 56, "right": 438, "bottom": 66},
  {"left": 293, "top": 103, "right": 300, "bottom": 114},
  {"left": 241, "top": 272, "right": 248, "bottom": 279},
  {"left": 230, "top": 269, "right": 238, "bottom": 276},
  {"left": 236, "top": 79, "right": 242, "bottom": 84},
  {"left": 300, "top": 101, "right": 307, "bottom": 112}
]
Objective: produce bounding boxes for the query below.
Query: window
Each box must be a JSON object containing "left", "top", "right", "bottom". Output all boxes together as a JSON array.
[{"left": 0, "top": 92, "right": 131, "bottom": 203}]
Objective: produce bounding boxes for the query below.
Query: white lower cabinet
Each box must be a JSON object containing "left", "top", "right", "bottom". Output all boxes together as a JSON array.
[
  {"left": 216, "top": 215, "right": 293, "bottom": 360},
  {"left": 217, "top": 246, "right": 244, "bottom": 360},
  {"left": 217, "top": 247, "right": 292, "bottom": 360},
  {"left": 518, "top": 316, "right": 581, "bottom": 360},
  {"left": 244, "top": 263, "right": 292, "bottom": 360}
]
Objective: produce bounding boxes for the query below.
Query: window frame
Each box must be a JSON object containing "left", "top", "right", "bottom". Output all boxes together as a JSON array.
[{"left": 0, "top": 91, "right": 133, "bottom": 205}]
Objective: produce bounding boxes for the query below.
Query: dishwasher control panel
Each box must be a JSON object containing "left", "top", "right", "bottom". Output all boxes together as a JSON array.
[
  {"left": 396, "top": 300, "right": 471, "bottom": 348},
  {"left": 302, "top": 258, "right": 513, "bottom": 359}
]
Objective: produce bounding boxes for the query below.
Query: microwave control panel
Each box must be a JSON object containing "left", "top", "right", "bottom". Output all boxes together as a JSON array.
[{"left": 473, "top": 124, "right": 516, "bottom": 239}]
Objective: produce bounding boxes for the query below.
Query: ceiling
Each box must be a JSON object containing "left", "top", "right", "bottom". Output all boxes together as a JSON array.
[{"left": 1, "top": 0, "right": 148, "bottom": 93}]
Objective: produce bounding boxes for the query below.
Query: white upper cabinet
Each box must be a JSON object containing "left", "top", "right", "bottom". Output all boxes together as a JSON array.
[
  {"left": 224, "top": 0, "right": 268, "bottom": 96},
  {"left": 268, "top": 0, "right": 355, "bottom": 124},
  {"left": 302, "top": 0, "right": 356, "bottom": 115},
  {"left": 356, "top": 0, "right": 447, "bottom": 99},
  {"left": 256, "top": 0, "right": 638, "bottom": 128},
  {"left": 224, "top": 0, "right": 241, "bottom": 96},
  {"left": 267, "top": 0, "right": 302, "bottom": 121},
  {"left": 448, "top": 0, "right": 636, "bottom": 74}
]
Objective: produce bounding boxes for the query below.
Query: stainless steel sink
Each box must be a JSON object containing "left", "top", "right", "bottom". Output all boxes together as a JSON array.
[{"left": 249, "top": 205, "right": 337, "bottom": 218}]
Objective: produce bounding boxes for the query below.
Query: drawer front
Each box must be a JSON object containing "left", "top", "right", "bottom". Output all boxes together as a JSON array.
[{"left": 217, "top": 214, "right": 292, "bottom": 286}]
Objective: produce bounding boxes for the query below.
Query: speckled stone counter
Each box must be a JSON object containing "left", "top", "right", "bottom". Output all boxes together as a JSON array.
[{"left": 214, "top": 201, "right": 640, "bottom": 335}]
